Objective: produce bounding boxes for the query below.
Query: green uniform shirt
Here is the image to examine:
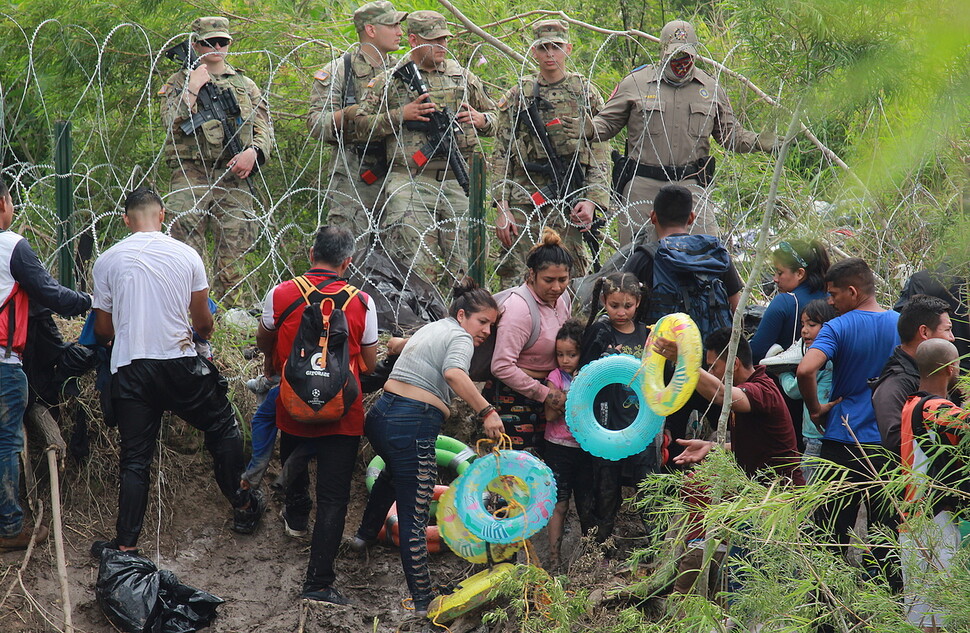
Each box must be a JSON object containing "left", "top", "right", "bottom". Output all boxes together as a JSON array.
[
  {"left": 356, "top": 58, "right": 495, "bottom": 172},
  {"left": 492, "top": 72, "right": 611, "bottom": 210},
  {"left": 161, "top": 64, "right": 274, "bottom": 166}
]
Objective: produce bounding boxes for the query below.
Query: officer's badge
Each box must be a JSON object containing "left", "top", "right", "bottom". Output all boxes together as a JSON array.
[
  {"left": 699, "top": 88, "right": 710, "bottom": 98},
  {"left": 673, "top": 27, "right": 688, "bottom": 41},
  {"left": 313, "top": 69, "right": 331, "bottom": 82}
]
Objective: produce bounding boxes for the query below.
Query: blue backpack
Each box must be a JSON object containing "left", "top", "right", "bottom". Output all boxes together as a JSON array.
[{"left": 640, "top": 234, "right": 732, "bottom": 341}]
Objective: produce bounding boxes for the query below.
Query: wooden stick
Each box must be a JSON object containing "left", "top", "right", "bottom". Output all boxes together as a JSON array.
[
  {"left": 47, "top": 448, "right": 74, "bottom": 633},
  {"left": 435, "top": 0, "right": 526, "bottom": 63}
]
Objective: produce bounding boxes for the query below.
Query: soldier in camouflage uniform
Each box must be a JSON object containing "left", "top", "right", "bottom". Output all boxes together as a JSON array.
[
  {"left": 491, "top": 20, "right": 610, "bottom": 284},
  {"left": 161, "top": 17, "right": 274, "bottom": 306},
  {"left": 566, "top": 20, "right": 775, "bottom": 247},
  {"left": 355, "top": 10, "right": 495, "bottom": 288},
  {"left": 307, "top": 1, "right": 406, "bottom": 245}
]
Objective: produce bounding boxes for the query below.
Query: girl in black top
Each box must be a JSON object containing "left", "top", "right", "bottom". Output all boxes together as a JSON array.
[{"left": 579, "top": 272, "right": 651, "bottom": 544}]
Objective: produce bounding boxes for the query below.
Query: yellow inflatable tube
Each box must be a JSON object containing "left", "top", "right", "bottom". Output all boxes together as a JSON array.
[
  {"left": 427, "top": 563, "right": 516, "bottom": 622},
  {"left": 642, "top": 313, "right": 702, "bottom": 416}
]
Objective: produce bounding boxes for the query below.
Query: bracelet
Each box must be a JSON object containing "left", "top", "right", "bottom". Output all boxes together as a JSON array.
[{"left": 477, "top": 404, "right": 496, "bottom": 419}]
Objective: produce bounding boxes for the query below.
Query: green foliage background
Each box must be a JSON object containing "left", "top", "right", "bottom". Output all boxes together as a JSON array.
[{"left": 1, "top": 0, "right": 966, "bottom": 303}]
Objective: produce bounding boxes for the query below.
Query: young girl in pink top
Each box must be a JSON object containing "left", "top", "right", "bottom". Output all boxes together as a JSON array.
[{"left": 543, "top": 319, "right": 594, "bottom": 569}]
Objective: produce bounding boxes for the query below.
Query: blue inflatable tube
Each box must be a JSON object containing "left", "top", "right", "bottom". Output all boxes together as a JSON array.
[
  {"left": 565, "top": 354, "right": 664, "bottom": 461},
  {"left": 453, "top": 450, "right": 555, "bottom": 544}
]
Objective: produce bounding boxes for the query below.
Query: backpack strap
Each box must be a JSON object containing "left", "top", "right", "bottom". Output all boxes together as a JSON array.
[
  {"left": 274, "top": 273, "right": 344, "bottom": 330},
  {"left": 0, "top": 292, "right": 15, "bottom": 359},
  {"left": 511, "top": 285, "right": 542, "bottom": 350}
]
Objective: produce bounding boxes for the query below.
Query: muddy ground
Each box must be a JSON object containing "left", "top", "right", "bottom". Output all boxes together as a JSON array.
[{"left": 2, "top": 392, "right": 654, "bottom": 633}]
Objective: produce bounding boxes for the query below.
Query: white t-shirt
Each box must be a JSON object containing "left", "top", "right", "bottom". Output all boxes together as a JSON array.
[{"left": 93, "top": 231, "right": 208, "bottom": 373}]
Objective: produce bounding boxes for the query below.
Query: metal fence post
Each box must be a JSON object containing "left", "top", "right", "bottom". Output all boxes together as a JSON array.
[
  {"left": 54, "top": 120, "right": 74, "bottom": 290},
  {"left": 468, "top": 152, "right": 486, "bottom": 287}
]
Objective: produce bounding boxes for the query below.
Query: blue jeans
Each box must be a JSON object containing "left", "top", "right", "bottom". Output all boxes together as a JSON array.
[
  {"left": 241, "top": 386, "right": 280, "bottom": 486},
  {"left": 0, "top": 364, "right": 28, "bottom": 537},
  {"left": 356, "top": 392, "right": 443, "bottom": 610}
]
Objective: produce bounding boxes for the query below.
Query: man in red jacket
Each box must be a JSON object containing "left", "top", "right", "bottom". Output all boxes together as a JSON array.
[{"left": 256, "top": 225, "right": 378, "bottom": 604}]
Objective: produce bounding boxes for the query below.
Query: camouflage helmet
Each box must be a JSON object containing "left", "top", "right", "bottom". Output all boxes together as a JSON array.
[
  {"left": 407, "top": 10, "right": 453, "bottom": 39},
  {"left": 531, "top": 20, "right": 569, "bottom": 47},
  {"left": 659, "top": 20, "right": 698, "bottom": 57},
  {"left": 353, "top": 1, "right": 407, "bottom": 31},
  {"left": 191, "top": 17, "right": 231, "bottom": 41}
]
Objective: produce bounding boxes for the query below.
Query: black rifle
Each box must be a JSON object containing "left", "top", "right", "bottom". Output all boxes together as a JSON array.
[
  {"left": 164, "top": 41, "right": 253, "bottom": 171},
  {"left": 520, "top": 83, "right": 604, "bottom": 271},
  {"left": 392, "top": 61, "right": 470, "bottom": 195}
]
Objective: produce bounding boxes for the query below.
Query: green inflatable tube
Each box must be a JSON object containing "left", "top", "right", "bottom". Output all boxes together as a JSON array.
[{"left": 365, "top": 435, "right": 474, "bottom": 491}]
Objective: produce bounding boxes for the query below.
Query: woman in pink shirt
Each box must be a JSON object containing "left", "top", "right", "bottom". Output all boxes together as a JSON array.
[{"left": 489, "top": 228, "right": 573, "bottom": 450}]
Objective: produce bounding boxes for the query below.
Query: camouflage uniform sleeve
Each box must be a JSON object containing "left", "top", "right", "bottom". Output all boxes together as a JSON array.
[
  {"left": 160, "top": 71, "right": 194, "bottom": 131},
  {"left": 489, "top": 86, "right": 519, "bottom": 202},
  {"left": 307, "top": 64, "right": 343, "bottom": 142},
  {"left": 584, "top": 84, "right": 611, "bottom": 209},
  {"left": 248, "top": 79, "right": 275, "bottom": 160},
  {"left": 467, "top": 71, "right": 497, "bottom": 137},
  {"left": 353, "top": 71, "right": 400, "bottom": 139},
  {"left": 712, "top": 84, "right": 772, "bottom": 153},
  {"left": 591, "top": 74, "right": 633, "bottom": 141}
]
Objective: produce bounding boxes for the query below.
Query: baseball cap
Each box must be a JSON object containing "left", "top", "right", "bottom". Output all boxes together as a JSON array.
[
  {"left": 353, "top": 1, "right": 407, "bottom": 31},
  {"left": 192, "top": 17, "right": 232, "bottom": 41},
  {"left": 659, "top": 20, "right": 698, "bottom": 57},
  {"left": 407, "top": 10, "right": 453, "bottom": 39},
  {"left": 531, "top": 20, "right": 569, "bottom": 47}
]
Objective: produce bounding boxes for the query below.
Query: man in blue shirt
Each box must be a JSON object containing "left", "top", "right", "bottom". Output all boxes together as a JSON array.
[{"left": 797, "top": 257, "right": 901, "bottom": 589}]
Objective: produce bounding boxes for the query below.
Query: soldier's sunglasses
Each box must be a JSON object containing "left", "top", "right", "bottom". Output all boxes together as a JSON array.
[{"left": 198, "top": 37, "right": 230, "bottom": 49}]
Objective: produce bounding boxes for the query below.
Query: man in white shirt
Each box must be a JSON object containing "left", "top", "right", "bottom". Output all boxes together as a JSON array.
[{"left": 91, "top": 187, "right": 261, "bottom": 556}]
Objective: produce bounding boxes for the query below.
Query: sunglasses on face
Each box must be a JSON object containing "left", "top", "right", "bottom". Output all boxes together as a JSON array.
[{"left": 198, "top": 37, "right": 230, "bottom": 49}]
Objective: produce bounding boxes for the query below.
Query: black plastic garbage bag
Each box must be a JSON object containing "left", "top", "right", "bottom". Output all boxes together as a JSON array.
[
  {"left": 96, "top": 549, "right": 224, "bottom": 633},
  {"left": 348, "top": 246, "right": 447, "bottom": 335}
]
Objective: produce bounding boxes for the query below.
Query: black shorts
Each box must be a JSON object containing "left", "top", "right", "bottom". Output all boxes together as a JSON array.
[{"left": 543, "top": 441, "right": 593, "bottom": 503}]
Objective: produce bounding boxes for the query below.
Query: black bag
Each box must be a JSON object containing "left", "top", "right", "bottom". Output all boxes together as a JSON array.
[
  {"left": 95, "top": 549, "right": 223, "bottom": 633},
  {"left": 278, "top": 276, "right": 363, "bottom": 424}
]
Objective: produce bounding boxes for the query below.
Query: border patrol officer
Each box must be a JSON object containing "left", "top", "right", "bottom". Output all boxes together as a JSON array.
[
  {"left": 491, "top": 20, "right": 610, "bottom": 284},
  {"left": 307, "top": 1, "right": 407, "bottom": 244},
  {"left": 355, "top": 10, "right": 495, "bottom": 290},
  {"left": 161, "top": 17, "right": 274, "bottom": 306},
  {"left": 568, "top": 20, "right": 775, "bottom": 247}
]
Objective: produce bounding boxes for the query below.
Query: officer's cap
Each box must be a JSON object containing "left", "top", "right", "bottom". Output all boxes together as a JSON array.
[
  {"left": 660, "top": 20, "right": 698, "bottom": 57},
  {"left": 192, "top": 17, "right": 232, "bottom": 41},
  {"left": 531, "top": 20, "right": 569, "bottom": 47},
  {"left": 407, "top": 11, "right": 453, "bottom": 39},
  {"left": 353, "top": 1, "right": 407, "bottom": 31}
]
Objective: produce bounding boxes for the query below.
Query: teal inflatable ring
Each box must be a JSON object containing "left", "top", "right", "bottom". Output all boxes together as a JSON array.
[
  {"left": 453, "top": 450, "right": 555, "bottom": 544},
  {"left": 565, "top": 354, "right": 665, "bottom": 461},
  {"left": 366, "top": 435, "right": 474, "bottom": 491}
]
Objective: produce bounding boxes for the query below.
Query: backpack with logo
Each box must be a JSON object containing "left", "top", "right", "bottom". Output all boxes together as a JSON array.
[
  {"left": 640, "top": 233, "right": 732, "bottom": 341},
  {"left": 278, "top": 275, "right": 363, "bottom": 424},
  {"left": 467, "top": 285, "right": 541, "bottom": 382}
]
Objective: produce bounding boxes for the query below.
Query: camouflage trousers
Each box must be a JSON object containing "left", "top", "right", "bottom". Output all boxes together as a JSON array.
[
  {"left": 495, "top": 200, "right": 591, "bottom": 286},
  {"left": 167, "top": 163, "right": 257, "bottom": 307},
  {"left": 615, "top": 176, "right": 720, "bottom": 247},
  {"left": 379, "top": 170, "right": 469, "bottom": 292},
  {"left": 324, "top": 163, "right": 386, "bottom": 246}
]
